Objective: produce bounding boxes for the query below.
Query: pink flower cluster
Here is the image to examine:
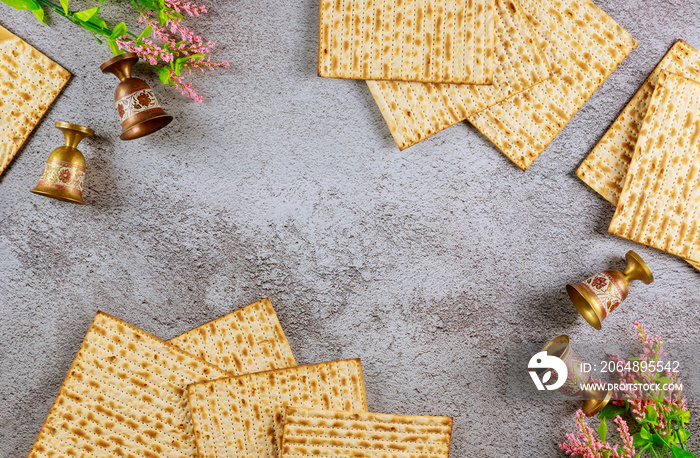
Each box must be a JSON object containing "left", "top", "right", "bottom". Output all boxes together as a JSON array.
[
  {"left": 559, "top": 410, "right": 635, "bottom": 458},
  {"left": 610, "top": 322, "right": 687, "bottom": 436},
  {"left": 116, "top": 0, "right": 229, "bottom": 102}
]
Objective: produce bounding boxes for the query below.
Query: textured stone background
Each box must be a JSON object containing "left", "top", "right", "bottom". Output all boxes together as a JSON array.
[{"left": 1, "top": 0, "right": 700, "bottom": 456}]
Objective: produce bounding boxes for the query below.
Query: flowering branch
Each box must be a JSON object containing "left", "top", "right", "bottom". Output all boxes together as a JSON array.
[
  {"left": 2, "top": 0, "right": 228, "bottom": 102},
  {"left": 560, "top": 322, "right": 696, "bottom": 458},
  {"left": 115, "top": 0, "right": 229, "bottom": 103}
]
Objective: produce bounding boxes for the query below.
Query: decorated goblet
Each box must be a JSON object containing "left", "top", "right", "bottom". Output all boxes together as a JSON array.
[
  {"left": 101, "top": 52, "right": 172, "bottom": 140},
  {"left": 540, "top": 335, "right": 612, "bottom": 417},
  {"left": 30, "top": 122, "right": 94, "bottom": 204},
  {"left": 567, "top": 251, "right": 653, "bottom": 330}
]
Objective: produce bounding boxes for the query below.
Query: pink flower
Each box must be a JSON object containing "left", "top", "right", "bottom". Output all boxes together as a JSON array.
[{"left": 116, "top": 0, "right": 228, "bottom": 102}]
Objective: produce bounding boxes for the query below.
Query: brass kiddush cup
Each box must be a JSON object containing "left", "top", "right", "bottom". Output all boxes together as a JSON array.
[
  {"left": 30, "top": 122, "right": 94, "bottom": 204},
  {"left": 567, "top": 251, "right": 653, "bottom": 330},
  {"left": 101, "top": 52, "right": 172, "bottom": 140},
  {"left": 541, "top": 335, "right": 612, "bottom": 417}
]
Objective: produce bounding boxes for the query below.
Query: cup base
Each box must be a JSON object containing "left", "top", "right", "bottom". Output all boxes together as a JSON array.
[
  {"left": 120, "top": 114, "right": 173, "bottom": 141},
  {"left": 30, "top": 187, "right": 85, "bottom": 205}
]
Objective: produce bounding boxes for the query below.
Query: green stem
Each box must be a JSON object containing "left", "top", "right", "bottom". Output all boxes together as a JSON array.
[{"left": 36, "top": 0, "right": 138, "bottom": 39}]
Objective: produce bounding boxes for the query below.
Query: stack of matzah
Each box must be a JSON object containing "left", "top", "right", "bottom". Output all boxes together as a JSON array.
[
  {"left": 319, "top": 0, "right": 636, "bottom": 171},
  {"left": 0, "top": 24, "right": 70, "bottom": 178},
  {"left": 28, "top": 298, "right": 454, "bottom": 457},
  {"left": 577, "top": 42, "right": 700, "bottom": 270}
]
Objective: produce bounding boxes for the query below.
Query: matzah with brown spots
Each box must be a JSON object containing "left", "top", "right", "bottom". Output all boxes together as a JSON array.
[
  {"left": 280, "top": 407, "right": 453, "bottom": 457},
  {"left": 27, "top": 312, "right": 228, "bottom": 458},
  {"left": 609, "top": 71, "right": 700, "bottom": 263},
  {"left": 168, "top": 298, "right": 297, "bottom": 375},
  {"left": 577, "top": 40, "right": 700, "bottom": 206},
  {"left": 188, "top": 359, "right": 368, "bottom": 458},
  {"left": 468, "top": 0, "right": 637, "bottom": 171},
  {"left": 367, "top": 0, "right": 550, "bottom": 150},
  {"left": 0, "top": 24, "right": 70, "bottom": 177},
  {"left": 318, "top": 0, "right": 495, "bottom": 84}
]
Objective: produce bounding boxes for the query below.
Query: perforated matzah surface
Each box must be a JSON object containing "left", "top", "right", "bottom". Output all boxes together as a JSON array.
[
  {"left": 280, "top": 407, "right": 453, "bottom": 457},
  {"left": 188, "top": 359, "right": 368, "bottom": 458},
  {"left": 0, "top": 25, "right": 70, "bottom": 177},
  {"left": 367, "top": 0, "right": 550, "bottom": 150},
  {"left": 468, "top": 0, "right": 637, "bottom": 171},
  {"left": 318, "top": 0, "right": 495, "bottom": 84},
  {"left": 609, "top": 71, "right": 700, "bottom": 263},
  {"left": 168, "top": 298, "right": 296, "bottom": 375},
  {"left": 27, "top": 312, "right": 228, "bottom": 458},
  {"left": 577, "top": 40, "right": 700, "bottom": 206}
]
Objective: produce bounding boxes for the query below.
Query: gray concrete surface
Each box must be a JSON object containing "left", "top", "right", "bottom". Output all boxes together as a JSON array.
[{"left": 1, "top": 0, "right": 700, "bottom": 456}]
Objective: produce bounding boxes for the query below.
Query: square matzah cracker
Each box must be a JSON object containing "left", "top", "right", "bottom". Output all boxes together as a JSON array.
[
  {"left": 468, "top": 0, "right": 637, "bottom": 171},
  {"left": 0, "top": 24, "right": 70, "bottom": 177},
  {"left": 280, "top": 407, "right": 453, "bottom": 457},
  {"left": 188, "top": 359, "right": 368, "bottom": 458},
  {"left": 609, "top": 71, "right": 700, "bottom": 262},
  {"left": 27, "top": 312, "right": 228, "bottom": 458},
  {"left": 367, "top": 0, "right": 551, "bottom": 150},
  {"left": 577, "top": 41, "right": 700, "bottom": 205},
  {"left": 318, "top": 0, "right": 495, "bottom": 84},
  {"left": 168, "top": 298, "right": 297, "bottom": 375}
]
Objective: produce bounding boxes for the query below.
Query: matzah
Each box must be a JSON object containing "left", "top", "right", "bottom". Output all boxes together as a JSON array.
[
  {"left": 608, "top": 71, "right": 700, "bottom": 263},
  {"left": 367, "top": 0, "right": 550, "bottom": 150},
  {"left": 168, "top": 298, "right": 297, "bottom": 375},
  {"left": 318, "top": 0, "right": 496, "bottom": 84},
  {"left": 280, "top": 407, "right": 453, "bottom": 457},
  {"left": 27, "top": 312, "right": 228, "bottom": 458},
  {"left": 577, "top": 40, "right": 700, "bottom": 206},
  {"left": 0, "top": 24, "right": 70, "bottom": 177},
  {"left": 468, "top": 0, "right": 637, "bottom": 171},
  {"left": 188, "top": 359, "right": 368, "bottom": 458}
]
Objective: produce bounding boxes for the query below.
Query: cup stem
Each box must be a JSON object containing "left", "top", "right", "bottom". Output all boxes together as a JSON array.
[{"left": 55, "top": 122, "right": 94, "bottom": 149}]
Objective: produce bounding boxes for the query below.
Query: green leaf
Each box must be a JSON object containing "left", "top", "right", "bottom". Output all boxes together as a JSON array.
[
  {"left": 59, "top": 0, "right": 68, "bottom": 14},
  {"left": 674, "top": 428, "right": 690, "bottom": 444},
  {"left": 157, "top": 66, "right": 171, "bottom": 85},
  {"left": 158, "top": 8, "right": 167, "bottom": 25},
  {"left": 136, "top": 25, "right": 153, "bottom": 42},
  {"left": 0, "top": 0, "right": 44, "bottom": 24},
  {"left": 87, "top": 15, "right": 108, "bottom": 30},
  {"left": 627, "top": 357, "right": 640, "bottom": 361},
  {"left": 30, "top": 5, "right": 44, "bottom": 23},
  {"left": 0, "top": 0, "right": 39, "bottom": 10},
  {"left": 598, "top": 403, "right": 627, "bottom": 420},
  {"left": 110, "top": 21, "right": 127, "bottom": 39},
  {"left": 598, "top": 419, "right": 608, "bottom": 443},
  {"left": 670, "top": 445, "right": 699, "bottom": 458},
  {"left": 108, "top": 38, "right": 123, "bottom": 56},
  {"left": 633, "top": 430, "right": 651, "bottom": 448},
  {"left": 74, "top": 6, "right": 100, "bottom": 21},
  {"left": 647, "top": 405, "right": 658, "bottom": 423},
  {"left": 679, "top": 411, "right": 691, "bottom": 423},
  {"left": 650, "top": 433, "right": 669, "bottom": 446}
]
